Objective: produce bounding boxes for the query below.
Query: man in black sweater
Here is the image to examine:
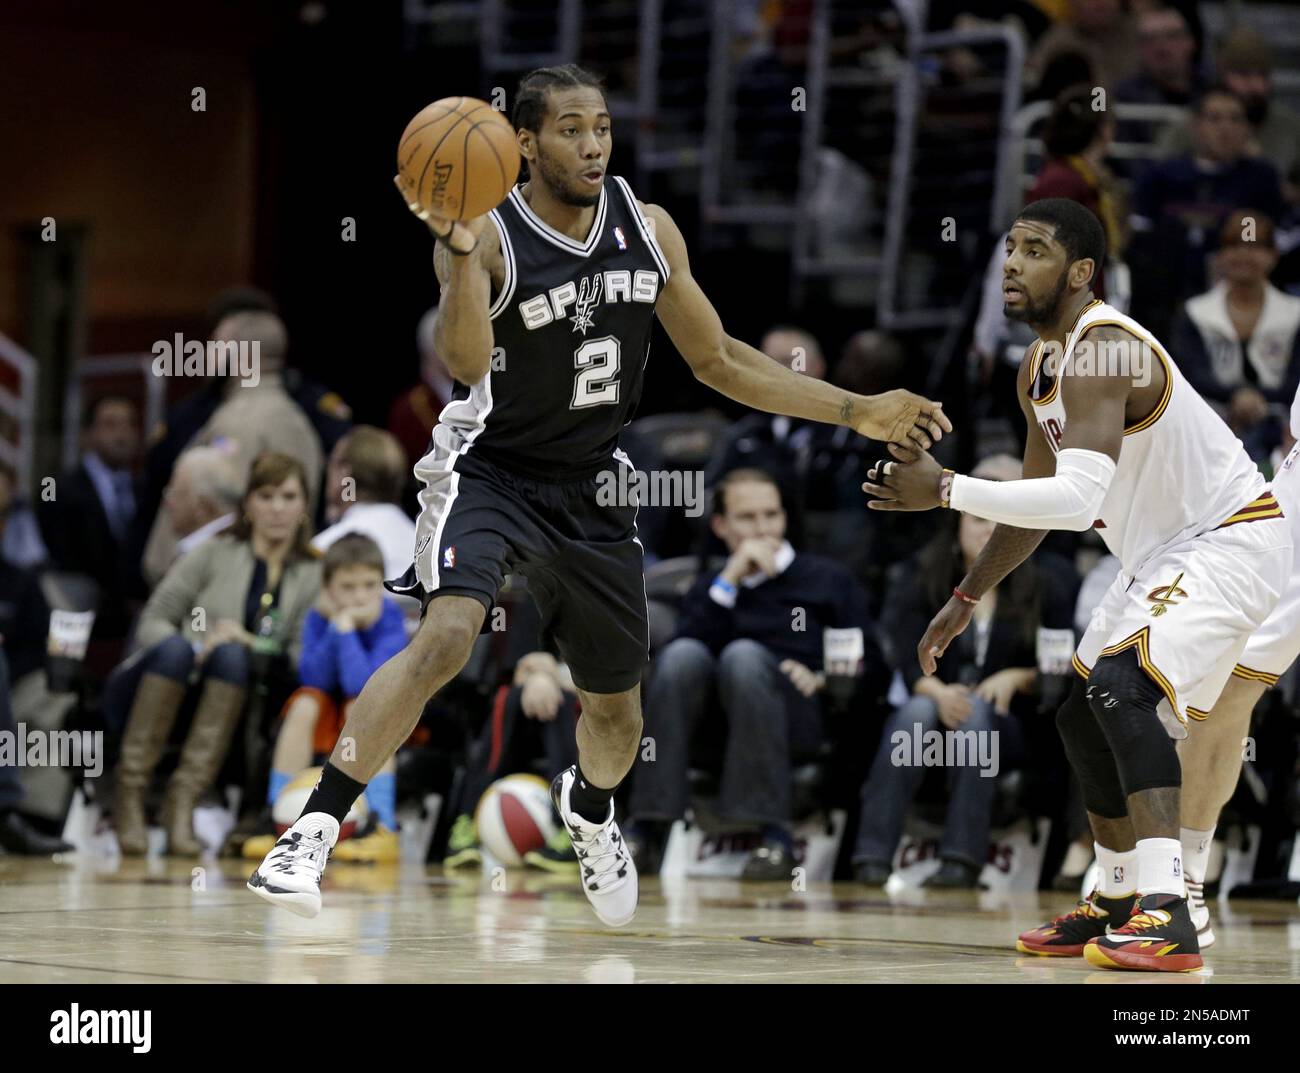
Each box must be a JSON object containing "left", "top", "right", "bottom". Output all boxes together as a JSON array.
[{"left": 629, "top": 468, "right": 884, "bottom": 879}]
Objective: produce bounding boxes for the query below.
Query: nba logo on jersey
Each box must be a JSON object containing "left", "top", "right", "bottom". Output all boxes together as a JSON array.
[
  {"left": 443, "top": 546, "right": 456, "bottom": 570},
  {"left": 1113, "top": 866, "right": 1124, "bottom": 884},
  {"left": 613, "top": 226, "right": 627, "bottom": 250}
]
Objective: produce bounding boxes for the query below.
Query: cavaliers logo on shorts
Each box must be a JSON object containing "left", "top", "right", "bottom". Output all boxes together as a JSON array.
[{"left": 1147, "top": 572, "right": 1188, "bottom": 617}]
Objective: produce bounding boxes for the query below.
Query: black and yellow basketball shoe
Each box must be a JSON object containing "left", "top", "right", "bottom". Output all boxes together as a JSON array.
[
  {"left": 1016, "top": 891, "right": 1137, "bottom": 956},
  {"left": 1083, "top": 892, "right": 1203, "bottom": 972}
]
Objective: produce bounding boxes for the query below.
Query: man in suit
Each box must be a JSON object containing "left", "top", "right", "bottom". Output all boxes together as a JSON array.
[{"left": 38, "top": 394, "right": 141, "bottom": 641}]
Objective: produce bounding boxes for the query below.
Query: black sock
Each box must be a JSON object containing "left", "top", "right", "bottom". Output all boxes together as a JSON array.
[
  {"left": 569, "top": 764, "right": 615, "bottom": 825},
  {"left": 300, "top": 762, "right": 367, "bottom": 826}
]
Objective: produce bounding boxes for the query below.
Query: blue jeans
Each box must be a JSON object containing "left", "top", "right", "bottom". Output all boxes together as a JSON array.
[
  {"left": 853, "top": 693, "right": 1023, "bottom": 869},
  {"left": 102, "top": 636, "right": 250, "bottom": 735},
  {"left": 630, "top": 637, "right": 825, "bottom": 825}
]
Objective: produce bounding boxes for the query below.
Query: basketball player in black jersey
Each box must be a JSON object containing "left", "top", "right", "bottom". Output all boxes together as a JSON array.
[{"left": 249, "top": 64, "right": 949, "bottom": 926}]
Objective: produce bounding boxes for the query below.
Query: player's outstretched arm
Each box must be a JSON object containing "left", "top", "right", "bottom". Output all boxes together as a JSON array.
[
  {"left": 643, "top": 203, "right": 950, "bottom": 450},
  {"left": 394, "top": 173, "right": 496, "bottom": 384}
]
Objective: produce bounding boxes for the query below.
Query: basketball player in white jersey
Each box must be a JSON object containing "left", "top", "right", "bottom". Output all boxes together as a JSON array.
[
  {"left": 863, "top": 198, "right": 1292, "bottom": 972},
  {"left": 1177, "top": 384, "right": 1300, "bottom": 946}
]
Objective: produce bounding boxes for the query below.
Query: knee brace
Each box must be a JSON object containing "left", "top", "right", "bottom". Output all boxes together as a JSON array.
[
  {"left": 1085, "top": 648, "right": 1181, "bottom": 796},
  {"left": 1055, "top": 677, "right": 1127, "bottom": 818}
]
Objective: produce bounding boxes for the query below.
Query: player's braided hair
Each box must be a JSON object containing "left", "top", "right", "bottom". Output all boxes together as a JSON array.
[{"left": 512, "top": 64, "right": 607, "bottom": 179}]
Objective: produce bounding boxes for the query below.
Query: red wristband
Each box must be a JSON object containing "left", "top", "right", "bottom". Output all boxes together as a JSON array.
[{"left": 952, "top": 587, "right": 979, "bottom": 605}]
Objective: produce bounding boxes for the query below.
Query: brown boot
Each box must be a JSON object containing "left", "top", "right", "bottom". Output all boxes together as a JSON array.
[
  {"left": 163, "top": 678, "right": 247, "bottom": 856},
  {"left": 115, "top": 672, "right": 188, "bottom": 856}
]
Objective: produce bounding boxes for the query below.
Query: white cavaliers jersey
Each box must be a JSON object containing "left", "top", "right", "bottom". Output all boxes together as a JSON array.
[{"left": 1026, "top": 299, "right": 1270, "bottom": 574}]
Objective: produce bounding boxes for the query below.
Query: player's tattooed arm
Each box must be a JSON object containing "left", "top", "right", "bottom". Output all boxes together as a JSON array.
[{"left": 644, "top": 202, "right": 950, "bottom": 449}]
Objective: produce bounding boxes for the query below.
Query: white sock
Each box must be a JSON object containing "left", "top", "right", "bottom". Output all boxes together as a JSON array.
[
  {"left": 1094, "top": 842, "right": 1137, "bottom": 898},
  {"left": 1137, "top": 837, "right": 1185, "bottom": 897},
  {"left": 1180, "top": 826, "right": 1215, "bottom": 884}
]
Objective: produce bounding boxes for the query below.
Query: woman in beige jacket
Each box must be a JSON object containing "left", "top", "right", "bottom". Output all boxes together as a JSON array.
[{"left": 107, "top": 453, "right": 322, "bottom": 855}]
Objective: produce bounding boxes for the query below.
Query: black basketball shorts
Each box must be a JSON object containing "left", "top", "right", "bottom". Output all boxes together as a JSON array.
[{"left": 385, "top": 440, "right": 650, "bottom": 694}]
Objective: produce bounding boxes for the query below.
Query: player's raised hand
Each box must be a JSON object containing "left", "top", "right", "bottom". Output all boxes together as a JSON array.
[
  {"left": 393, "top": 174, "right": 489, "bottom": 254},
  {"left": 862, "top": 441, "right": 944, "bottom": 511},
  {"left": 916, "top": 597, "right": 976, "bottom": 676},
  {"left": 852, "top": 389, "right": 951, "bottom": 450}
]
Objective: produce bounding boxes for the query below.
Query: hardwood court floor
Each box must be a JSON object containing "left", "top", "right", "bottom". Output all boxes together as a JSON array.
[{"left": 1, "top": 856, "right": 1297, "bottom": 983}]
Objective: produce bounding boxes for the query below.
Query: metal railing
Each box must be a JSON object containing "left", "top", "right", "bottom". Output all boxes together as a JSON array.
[
  {"left": 871, "top": 13, "right": 1026, "bottom": 330},
  {"left": 0, "top": 332, "right": 38, "bottom": 493},
  {"left": 699, "top": 0, "right": 807, "bottom": 229},
  {"left": 479, "top": 0, "right": 581, "bottom": 77}
]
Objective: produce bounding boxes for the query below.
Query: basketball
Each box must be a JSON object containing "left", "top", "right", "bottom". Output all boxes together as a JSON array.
[
  {"left": 474, "top": 773, "right": 557, "bottom": 866},
  {"left": 396, "top": 96, "right": 520, "bottom": 220},
  {"left": 271, "top": 767, "right": 369, "bottom": 842}
]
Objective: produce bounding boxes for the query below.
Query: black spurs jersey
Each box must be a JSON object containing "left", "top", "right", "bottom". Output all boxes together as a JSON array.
[{"left": 435, "top": 174, "right": 670, "bottom": 481}]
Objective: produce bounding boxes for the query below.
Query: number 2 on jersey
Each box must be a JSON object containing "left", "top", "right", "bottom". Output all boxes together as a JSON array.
[{"left": 571, "top": 336, "right": 620, "bottom": 408}]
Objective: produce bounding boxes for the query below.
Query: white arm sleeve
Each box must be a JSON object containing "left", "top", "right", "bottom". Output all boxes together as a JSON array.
[{"left": 948, "top": 447, "right": 1117, "bottom": 531}]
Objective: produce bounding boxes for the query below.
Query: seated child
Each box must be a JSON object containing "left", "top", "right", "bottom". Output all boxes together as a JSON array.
[{"left": 243, "top": 533, "right": 408, "bottom": 862}]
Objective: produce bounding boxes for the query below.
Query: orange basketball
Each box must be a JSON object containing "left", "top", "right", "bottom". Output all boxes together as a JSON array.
[{"left": 397, "top": 96, "right": 521, "bottom": 220}]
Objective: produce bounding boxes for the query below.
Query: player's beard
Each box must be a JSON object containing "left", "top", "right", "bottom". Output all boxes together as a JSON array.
[
  {"left": 1005, "top": 267, "right": 1069, "bottom": 328},
  {"left": 533, "top": 148, "right": 601, "bottom": 208}
]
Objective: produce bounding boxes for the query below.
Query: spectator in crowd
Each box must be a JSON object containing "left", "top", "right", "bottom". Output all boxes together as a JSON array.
[
  {"left": 852, "top": 455, "right": 1078, "bottom": 890},
  {"left": 38, "top": 394, "right": 140, "bottom": 642},
  {"left": 1159, "top": 27, "right": 1300, "bottom": 200},
  {"left": 1170, "top": 210, "right": 1300, "bottom": 460},
  {"left": 0, "top": 650, "right": 72, "bottom": 855},
  {"left": 705, "top": 325, "right": 875, "bottom": 529},
  {"left": 192, "top": 311, "right": 325, "bottom": 508},
  {"left": 1025, "top": 0, "right": 1139, "bottom": 100},
  {"left": 107, "top": 452, "right": 322, "bottom": 857},
  {"left": 0, "top": 514, "right": 51, "bottom": 687},
  {"left": 140, "top": 444, "right": 243, "bottom": 588},
  {"left": 1113, "top": 6, "right": 1203, "bottom": 162},
  {"left": 313, "top": 427, "right": 416, "bottom": 586},
  {"left": 443, "top": 649, "right": 580, "bottom": 874},
  {"left": 1129, "top": 85, "right": 1283, "bottom": 339},
  {"left": 1115, "top": 5, "right": 1201, "bottom": 110},
  {"left": 129, "top": 289, "right": 351, "bottom": 595},
  {"left": 0, "top": 499, "right": 70, "bottom": 856},
  {"left": 1028, "top": 84, "right": 1124, "bottom": 300},
  {"left": 138, "top": 310, "right": 326, "bottom": 586},
  {"left": 821, "top": 330, "right": 926, "bottom": 587},
  {"left": 627, "top": 468, "right": 885, "bottom": 879},
  {"left": 237, "top": 534, "right": 407, "bottom": 863},
  {"left": 387, "top": 305, "right": 453, "bottom": 471},
  {"left": 0, "top": 459, "right": 48, "bottom": 569}
]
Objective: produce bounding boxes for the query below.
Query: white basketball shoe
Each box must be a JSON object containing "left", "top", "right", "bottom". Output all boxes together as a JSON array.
[
  {"left": 246, "top": 812, "right": 340, "bottom": 919},
  {"left": 550, "top": 766, "right": 638, "bottom": 927},
  {"left": 1184, "top": 875, "right": 1216, "bottom": 948}
]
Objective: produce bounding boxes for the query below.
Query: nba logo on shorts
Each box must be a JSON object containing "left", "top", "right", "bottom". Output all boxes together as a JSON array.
[
  {"left": 443, "top": 546, "right": 456, "bottom": 570},
  {"left": 613, "top": 226, "right": 627, "bottom": 250},
  {"left": 1173, "top": 856, "right": 1181, "bottom": 877},
  {"left": 1113, "top": 866, "right": 1124, "bottom": 884}
]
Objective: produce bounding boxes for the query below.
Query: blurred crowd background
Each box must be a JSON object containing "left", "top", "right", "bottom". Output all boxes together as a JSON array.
[{"left": 0, "top": 0, "right": 1298, "bottom": 894}]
